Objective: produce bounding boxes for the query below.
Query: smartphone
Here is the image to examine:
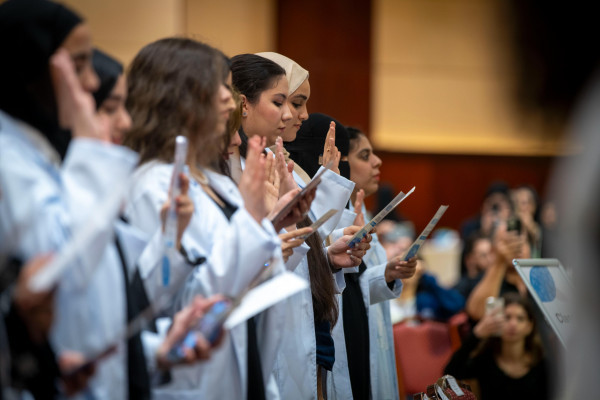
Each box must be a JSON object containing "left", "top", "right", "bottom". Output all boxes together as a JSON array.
[
  {"left": 485, "top": 296, "right": 505, "bottom": 315},
  {"left": 507, "top": 216, "right": 522, "bottom": 233},
  {"left": 485, "top": 296, "right": 505, "bottom": 336},
  {"left": 166, "top": 299, "right": 232, "bottom": 363}
]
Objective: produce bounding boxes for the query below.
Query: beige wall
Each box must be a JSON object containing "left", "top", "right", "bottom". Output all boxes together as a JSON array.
[
  {"left": 185, "top": 0, "right": 276, "bottom": 58},
  {"left": 61, "top": 0, "right": 275, "bottom": 66},
  {"left": 371, "top": 0, "right": 572, "bottom": 156}
]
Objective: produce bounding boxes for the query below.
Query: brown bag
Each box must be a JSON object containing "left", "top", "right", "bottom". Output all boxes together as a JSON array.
[{"left": 413, "top": 375, "right": 477, "bottom": 400}]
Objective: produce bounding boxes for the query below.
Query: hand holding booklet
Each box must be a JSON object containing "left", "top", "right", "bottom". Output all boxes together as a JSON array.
[
  {"left": 401, "top": 205, "right": 449, "bottom": 260},
  {"left": 166, "top": 258, "right": 308, "bottom": 362},
  {"left": 270, "top": 161, "right": 333, "bottom": 227},
  {"left": 347, "top": 186, "right": 416, "bottom": 248}
]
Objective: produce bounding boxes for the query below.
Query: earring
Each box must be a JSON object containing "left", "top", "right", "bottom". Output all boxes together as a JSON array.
[{"left": 243, "top": 112, "right": 247, "bottom": 116}]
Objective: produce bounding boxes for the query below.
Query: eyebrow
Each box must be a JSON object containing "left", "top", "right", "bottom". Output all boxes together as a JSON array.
[
  {"left": 106, "top": 94, "right": 124, "bottom": 101},
  {"left": 71, "top": 51, "right": 91, "bottom": 63},
  {"left": 274, "top": 93, "right": 287, "bottom": 101},
  {"left": 292, "top": 94, "right": 308, "bottom": 101}
]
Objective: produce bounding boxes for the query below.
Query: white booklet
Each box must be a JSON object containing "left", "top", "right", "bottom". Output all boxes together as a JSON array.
[
  {"left": 225, "top": 271, "right": 308, "bottom": 329},
  {"left": 401, "top": 205, "right": 449, "bottom": 260},
  {"left": 347, "top": 186, "right": 415, "bottom": 248}
]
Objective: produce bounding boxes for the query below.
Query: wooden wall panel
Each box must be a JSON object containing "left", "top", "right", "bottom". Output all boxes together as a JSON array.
[
  {"left": 276, "top": 0, "right": 372, "bottom": 131},
  {"left": 365, "top": 152, "right": 556, "bottom": 234}
]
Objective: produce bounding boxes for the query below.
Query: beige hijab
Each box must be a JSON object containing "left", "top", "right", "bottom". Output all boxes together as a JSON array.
[
  {"left": 258, "top": 52, "right": 312, "bottom": 184},
  {"left": 256, "top": 52, "right": 309, "bottom": 95}
]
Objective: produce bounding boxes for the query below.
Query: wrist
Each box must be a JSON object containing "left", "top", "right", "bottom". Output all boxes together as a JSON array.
[
  {"left": 327, "top": 250, "right": 341, "bottom": 273},
  {"left": 384, "top": 266, "right": 393, "bottom": 283}
]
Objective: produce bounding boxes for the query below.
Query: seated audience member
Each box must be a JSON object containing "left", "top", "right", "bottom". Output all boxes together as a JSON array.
[
  {"left": 444, "top": 293, "right": 549, "bottom": 400},
  {"left": 377, "top": 219, "right": 415, "bottom": 261},
  {"left": 465, "top": 222, "right": 529, "bottom": 321},
  {"left": 512, "top": 185, "right": 542, "bottom": 258},
  {"left": 454, "top": 233, "right": 494, "bottom": 300},
  {"left": 460, "top": 181, "right": 513, "bottom": 241}
]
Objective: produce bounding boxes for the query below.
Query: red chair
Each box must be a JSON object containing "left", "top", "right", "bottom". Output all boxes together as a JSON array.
[{"left": 393, "top": 320, "right": 456, "bottom": 397}]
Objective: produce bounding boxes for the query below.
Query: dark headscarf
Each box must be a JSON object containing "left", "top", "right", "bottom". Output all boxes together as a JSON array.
[
  {"left": 285, "top": 112, "right": 350, "bottom": 179},
  {"left": 92, "top": 49, "right": 123, "bottom": 109},
  {"left": 0, "top": 0, "right": 83, "bottom": 159}
]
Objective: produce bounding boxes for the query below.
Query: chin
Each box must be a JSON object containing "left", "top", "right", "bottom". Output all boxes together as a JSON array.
[
  {"left": 281, "top": 132, "right": 297, "bottom": 142},
  {"left": 366, "top": 184, "right": 378, "bottom": 197}
]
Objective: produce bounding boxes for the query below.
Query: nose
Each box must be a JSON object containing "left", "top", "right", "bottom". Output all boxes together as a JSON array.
[
  {"left": 81, "top": 64, "right": 99, "bottom": 93},
  {"left": 231, "top": 131, "right": 242, "bottom": 147},
  {"left": 119, "top": 108, "right": 132, "bottom": 132},
  {"left": 372, "top": 152, "right": 382, "bottom": 168},
  {"left": 282, "top": 102, "right": 292, "bottom": 122},
  {"left": 221, "top": 85, "right": 234, "bottom": 111},
  {"left": 299, "top": 105, "right": 309, "bottom": 122}
]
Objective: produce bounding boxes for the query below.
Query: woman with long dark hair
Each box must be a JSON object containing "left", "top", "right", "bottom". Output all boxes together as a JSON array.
[
  {"left": 445, "top": 293, "right": 548, "bottom": 400},
  {"left": 232, "top": 54, "right": 369, "bottom": 399}
]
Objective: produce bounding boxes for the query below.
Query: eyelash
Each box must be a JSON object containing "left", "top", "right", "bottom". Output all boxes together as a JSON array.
[
  {"left": 273, "top": 101, "right": 283, "bottom": 107},
  {"left": 292, "top": 103, "right": 302, "bottom": 109},
  {"left": 101, "top": 106, "right": 118, "bottom": 115}
]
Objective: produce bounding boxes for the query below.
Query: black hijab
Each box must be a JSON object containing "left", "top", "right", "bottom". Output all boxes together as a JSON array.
[
  {"left": 92, "top": 49, "right": 123, "bottom": 109},
  {"left": 285, "top": 112, "right": 350, "bottom": 179},
  {"left": 0, "top": 0, "right": 82, "bottom": 159}
]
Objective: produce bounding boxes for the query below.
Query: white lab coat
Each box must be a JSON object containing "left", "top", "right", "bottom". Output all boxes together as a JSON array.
[
  {"left": 0, "top": 111, "right": 198, "bottom": 399},
  {"left": 125, "top": 163, "right": 283, "bottom": 399},
  {"left": 271, "top": 165, "right": 355, "bottom": 399},
  {"left": 328, "top": 204, "right": 403, "bottom": 400},
  {"left": 288, "top": 164, "right": 354, "bottom": 291},
  {"left": 0, "top": 111, "right": 133, "bottom": 399}
]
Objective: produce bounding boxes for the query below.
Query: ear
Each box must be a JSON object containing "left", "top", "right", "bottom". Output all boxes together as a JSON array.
[{"left": 240, "top": 94, "right": 249, "bottom": 117}]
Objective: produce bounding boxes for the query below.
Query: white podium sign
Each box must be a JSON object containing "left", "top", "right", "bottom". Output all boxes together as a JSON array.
[{"left": 513, "top": 258, "right": 573, "bottom": 348}]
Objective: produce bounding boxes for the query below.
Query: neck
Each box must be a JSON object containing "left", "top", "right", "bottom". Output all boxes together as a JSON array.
[{"left": 500, "top": 339, "right": 526, "bottom": 361}]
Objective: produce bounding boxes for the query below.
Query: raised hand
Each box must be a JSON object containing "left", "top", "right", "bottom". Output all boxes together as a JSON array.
[
  {"left": 473, "top": 308, "right": 505, "bottom": 339},
  {"left": 321, "top": 121, "right": 341, "bottom": 174},
  {"left": 493, "top": 221, "right": 526, "bottom": 265},
  {"left": 239, "top": 136, "right": 268, "bottom": 223},
  {"left": 264, "top": 153, "right": 281, "bottom": 216},
  {"left": 49, "top": 48, "right": 108, "bottom": 142},
  {"left": 353, "top": 189, "right": 366, "bottom": 226},
  {"left": 274, "top": 136, "right": 298, "bottom": 196}
]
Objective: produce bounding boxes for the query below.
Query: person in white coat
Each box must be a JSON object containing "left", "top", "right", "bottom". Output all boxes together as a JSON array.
[
  {"left": 232, "top": 54, "right": 371, "bottom": 400},
  {"left": 325, "top": 127, "right": 417, "bottom": 400},
  {"left": 123, "top": 39, "right": 313, "bottom": 400},
  {"left": 0, "top": 4, "right": 219, "bottom": 397}
]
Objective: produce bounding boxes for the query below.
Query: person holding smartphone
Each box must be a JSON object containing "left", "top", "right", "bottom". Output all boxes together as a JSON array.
[{"left": 445, "top": 293, "right": 549, "bottom": 400}]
